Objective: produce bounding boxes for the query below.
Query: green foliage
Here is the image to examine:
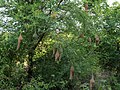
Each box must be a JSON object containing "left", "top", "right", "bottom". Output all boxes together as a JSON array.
[
  {"left": 0, "top": 0, "right": 120, "bottom": 90},
  {"left": 97, "top": 5, "right": 120, "bottom": 76}
]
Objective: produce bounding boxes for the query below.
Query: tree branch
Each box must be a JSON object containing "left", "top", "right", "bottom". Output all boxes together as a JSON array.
[
  {"left": 27, "top": 32, "right": 46, "bottom": 82},
  {"left": 58, "top": 0, "right": 64, "bottom": 8}
]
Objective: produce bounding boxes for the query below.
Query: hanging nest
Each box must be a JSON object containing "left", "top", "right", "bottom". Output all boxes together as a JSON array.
[
  {"left": 95, "top": 35, "right": 100, "bottom": 45},
  {"left": 79, "top": 33, "right": 84, "bottom": 38},
  {"left": 84, "top": 3, "right": 88, "bottom": 12},
  {"left": 88, "top": 37, "right": 92, "bottom": 43},
  {"left": 16, "top": 33, "right": 23, "bottom": 50},
  {"left": 33, "top": 30, "right": 38, "bottom": 39},
  {"left": 53, "top": 44, "right": 63, "bottom": 61},
  {"left": 69, "top": 66, "right": 74, "bottom": 80},
  {"left": 55, "top": 49, "right": 61, "bottom": 61},
  {"left": 90, "top": 74, "right": 95, "bottom": 90}
]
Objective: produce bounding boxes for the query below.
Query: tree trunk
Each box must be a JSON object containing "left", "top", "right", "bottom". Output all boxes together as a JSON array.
[{"left": 27, "top": 33, "right": 45, "bottom": 82}]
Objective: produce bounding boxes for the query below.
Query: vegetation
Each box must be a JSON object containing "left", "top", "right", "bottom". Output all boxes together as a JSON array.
[{"left": 0, "top": 0, "right": 120, "bottom": 90}]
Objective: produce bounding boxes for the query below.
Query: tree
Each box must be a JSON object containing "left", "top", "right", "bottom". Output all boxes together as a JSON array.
[{"left": 1, "top": 0, "right": 119, "bottom": 90}]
